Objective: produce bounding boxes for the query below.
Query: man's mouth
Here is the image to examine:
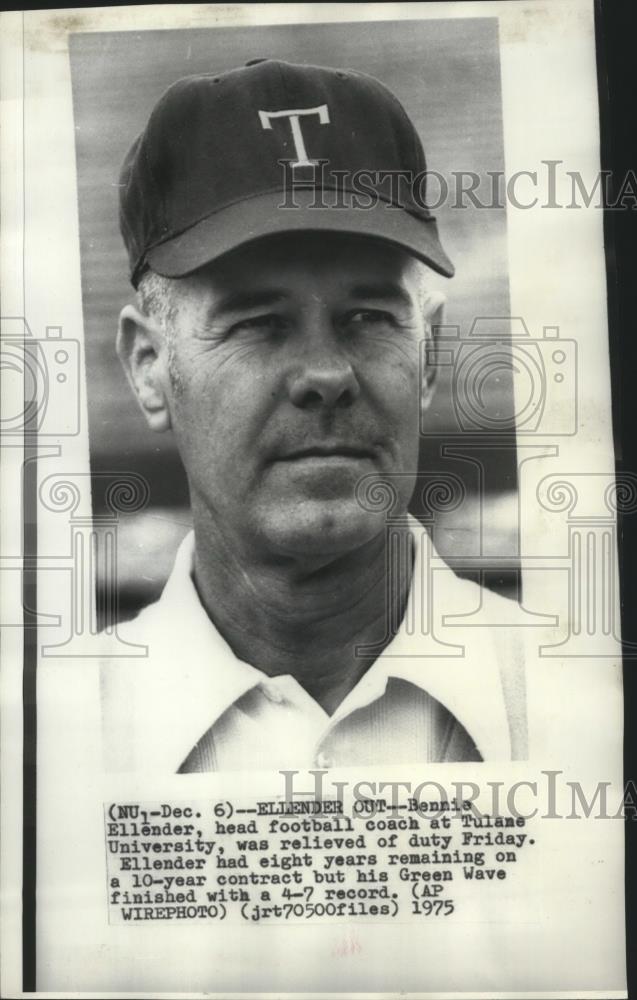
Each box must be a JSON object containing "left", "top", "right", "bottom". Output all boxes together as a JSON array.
[{"left": 277, "top": 444, "right": 375, "bottom": 462}]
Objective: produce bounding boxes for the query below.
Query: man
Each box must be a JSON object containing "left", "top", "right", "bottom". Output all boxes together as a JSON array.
[{"left": 103, "top": 58, "right": 526, "bottom": 772}]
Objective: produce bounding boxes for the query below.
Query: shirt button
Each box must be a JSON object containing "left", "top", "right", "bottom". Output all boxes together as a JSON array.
[
  {"left": 263, "top": 683, "right": 284, "bottom": 704},
  {"left": 315, "top": 751, "right": 333, "bottom": 769}
]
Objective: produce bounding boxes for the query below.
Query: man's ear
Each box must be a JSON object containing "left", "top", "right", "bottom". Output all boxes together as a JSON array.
[
  {"left": 420, "top": 291, "right": 446, "bottom": 414},
  {"left": 116, "top": 304, "right": 172, "bottom": 432}
]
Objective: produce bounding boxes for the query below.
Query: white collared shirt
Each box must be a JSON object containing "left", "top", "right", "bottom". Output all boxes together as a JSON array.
[{"left": 101, "top": 518, "right": 527, "bottom": 772}]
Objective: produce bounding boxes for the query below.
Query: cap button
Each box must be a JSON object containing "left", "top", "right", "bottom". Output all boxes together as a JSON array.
[{"left": 245, "top": 58, "right": 268, "bottom": 66}]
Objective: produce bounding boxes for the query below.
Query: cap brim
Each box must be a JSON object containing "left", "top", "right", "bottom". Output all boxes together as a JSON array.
[{"left": 146, "top": 188, "right": 454, "bottom": 281}]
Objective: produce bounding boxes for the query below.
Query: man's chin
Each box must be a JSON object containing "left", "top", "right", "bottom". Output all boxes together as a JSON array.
[{"left": 255, "top": 499, "right": 387, "bottom": 560}]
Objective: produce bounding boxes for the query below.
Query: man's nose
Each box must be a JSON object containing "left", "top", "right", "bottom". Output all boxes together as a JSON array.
[{"left": 287, "top": 325, "right": 361, "bottom": 410}]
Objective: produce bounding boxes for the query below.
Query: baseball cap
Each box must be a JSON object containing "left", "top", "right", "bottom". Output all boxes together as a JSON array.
[{"left": 119, "top": 58, "right": 454, "bottom": 288}]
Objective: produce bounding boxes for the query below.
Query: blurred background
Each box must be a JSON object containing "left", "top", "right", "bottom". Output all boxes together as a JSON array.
[{"left": 70, "top": 17, "right": 519, "bottom": 627}]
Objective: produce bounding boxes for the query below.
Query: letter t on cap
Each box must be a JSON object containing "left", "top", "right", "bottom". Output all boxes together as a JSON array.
[{"left": 258, "top": 105, "right": 330, "bottom": 167}]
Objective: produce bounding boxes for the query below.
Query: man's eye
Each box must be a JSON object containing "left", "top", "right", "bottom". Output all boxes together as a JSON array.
[
  {"left": 229, "top": 314, "right": 286, "bottom": 336},
  {"left": 344, "top": 309, "right": 396, "bottom": 330}
]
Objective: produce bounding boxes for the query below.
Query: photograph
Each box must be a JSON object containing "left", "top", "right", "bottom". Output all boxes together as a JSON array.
[{"left": 70, "top": 16, "right": 527, "bottom": 773}]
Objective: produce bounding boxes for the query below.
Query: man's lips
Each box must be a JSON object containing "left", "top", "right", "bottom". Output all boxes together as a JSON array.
[{"left": 274, "top": 444, "right": 376, "bottom": 462}]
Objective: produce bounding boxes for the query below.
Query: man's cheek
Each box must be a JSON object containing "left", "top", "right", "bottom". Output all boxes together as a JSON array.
[{"left": 372, "top": 343, "right": 420, "bottom": 391}]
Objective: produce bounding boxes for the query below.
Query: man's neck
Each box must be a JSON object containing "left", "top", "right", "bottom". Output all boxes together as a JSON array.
[{"left": 191, "top": 515, "right": 414, "bottom": 715}]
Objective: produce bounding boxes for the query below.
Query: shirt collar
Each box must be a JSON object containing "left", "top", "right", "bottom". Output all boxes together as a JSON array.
[
  {"left": 123, "top": 532, "right": 264, "bottom": 771},
  {"left": 127, "top": 517, "right": 511, "bottom": 769},
  {"left": 326, "top": 518, "right": 512, "bottom": 759}
]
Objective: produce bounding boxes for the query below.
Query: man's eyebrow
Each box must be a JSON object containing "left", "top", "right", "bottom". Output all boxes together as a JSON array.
[
  {"left": 347, "top": 282, "right": 413, "bottom": 307},
  {"left": 212, "top": 289, "right": 287, "bottom": 315},
  {"left": 209, "top": 282, "right": 413, "bottom": 317}
]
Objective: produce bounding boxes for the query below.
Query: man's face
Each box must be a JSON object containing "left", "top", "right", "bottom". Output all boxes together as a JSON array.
[{"left": 152, "top": 232, "right": 434, "bottom": 560}]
